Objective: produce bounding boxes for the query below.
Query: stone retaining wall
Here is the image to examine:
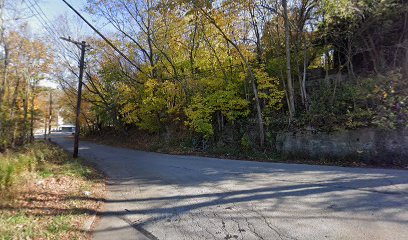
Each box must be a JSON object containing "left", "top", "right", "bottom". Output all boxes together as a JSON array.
[{"left": 276, "top": 128, "right": 408, "bottom": 165}]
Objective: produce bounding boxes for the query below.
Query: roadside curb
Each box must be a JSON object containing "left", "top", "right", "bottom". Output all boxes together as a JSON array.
[
  {"left": 83, "top": 212, "right": 98, "bottom": 232},
  {"left": 49, "top": 137, "right": 107, "bottom": 235}
]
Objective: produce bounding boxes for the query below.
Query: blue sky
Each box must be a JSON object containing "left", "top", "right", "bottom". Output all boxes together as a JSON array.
[
  {"left": 40, "top": 0, "right": 86, "bottom": 17},
  {"left": 25, "top": 0, "right": 95, "bottom": 88},
  {"left": 27, "top": 0, "right": 94, "bottom": 34}
]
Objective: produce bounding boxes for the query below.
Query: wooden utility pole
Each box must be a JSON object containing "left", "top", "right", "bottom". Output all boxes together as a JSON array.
[
  {"left": 61, "top": 37, "right": 87, "bottom": 158},
  {"left": 30, "top": 84, "right": 35, "bottom": 142},
  {"left": 48, "top": 91, "right": 52, "bottom": 140},
  {"left": 43, "top": 114, "right": 47, "bottom": 140}
]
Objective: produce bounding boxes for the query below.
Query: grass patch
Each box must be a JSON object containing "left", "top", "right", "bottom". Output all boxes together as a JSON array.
[
  {"left": 0, "top": 213, "right": 36, "bottom": 240},
  {"left": 0, "top": 141, "right": 105, "bottom": 240},
  {"left": 47, "top": 215, "right": 72, "bottom": 235}
]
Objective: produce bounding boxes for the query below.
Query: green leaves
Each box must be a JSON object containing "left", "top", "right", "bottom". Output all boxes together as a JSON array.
[
  {"left": 185, "top": 95, "right": 214, "bottom": 139},
  {"left": 185, "top": 86, "right": 250, "bottom": 139},
  {"left": 254, "top": 65, "right": 284, "bottom": 110}
]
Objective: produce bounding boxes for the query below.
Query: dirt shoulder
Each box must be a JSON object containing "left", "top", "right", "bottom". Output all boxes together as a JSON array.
[{"left": 0, "top": 141, "right": 106, "bottom": 240}]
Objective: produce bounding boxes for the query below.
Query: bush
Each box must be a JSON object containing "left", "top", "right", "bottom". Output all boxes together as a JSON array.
[
  {"left": 240, "top": 133, "right": 252, "bottom": 150},
  {"left": 0, "top": 142, "right": 64, "bottom": 192},
  {"left": 297, "top": 70, "right": 407, "bottom": 131}
]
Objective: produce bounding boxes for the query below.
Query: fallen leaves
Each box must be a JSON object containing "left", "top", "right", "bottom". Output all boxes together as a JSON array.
[{"left": 0, "top": 169, "right": 105, "bottom": 240}]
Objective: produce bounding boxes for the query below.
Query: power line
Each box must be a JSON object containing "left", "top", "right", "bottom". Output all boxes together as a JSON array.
[
  {"left": 24, "top": 0, "right": 88, "bottom": 95},
  {"left": 59, "top": 1, "right": 252, "bottom": 84},
  {"left": 31, "top": 0, "right": 64, "bottom": 34},
  {"left": 25, "top": 0, "right": 64, "bottom": 43},
  {"left": 61, "top": 0, "right": 145, "bottom": 75},
  {"left": 23, "top": 0, "right": 71, "bottom": 65},
  {"left": 23, "top": 0, "right": 78, "bottom": 60},
  {"left": 28, "top": 0, "right": 61, "bottom": 33}
]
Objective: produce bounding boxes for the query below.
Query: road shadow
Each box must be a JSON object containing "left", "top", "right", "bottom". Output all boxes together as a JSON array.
[{"left": 50, "top": 136, "right": 408, "bottom": 238}]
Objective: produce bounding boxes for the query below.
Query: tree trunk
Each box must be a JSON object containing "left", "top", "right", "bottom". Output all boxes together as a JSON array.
[
  {"left": 346, "top": 36, "right": 356, "bottom": 79},
  {"left": 363, "top": 36, "right": 379, "bottom": 73},
  {"left": 282, "top": 0, "right": 296, "bottom": 119},
  {"left": 43, "top": 114, "right": 47, "bottom": 140},
  {"left": 248, "top": 2, "right": 262, "bottom": 65},
  {"left": 0, "top": 43, "right": 7, "bottom": 108},
  {"left": 0, "top": 0, "right": 7, "bottom": 110},
  {"left": 201, "top": 9, "right": 265, "bottom": 147},
  {"left": 405, "top": 43, "right": 408, "bottom": 77},
  {"left": 301, "top": 31, "right": 309, "bottom": 111},
  {"left": 10, "top": 72, "right": 21, "bottom": 148},
  {"left": 280, "top": 69, "right": 291, "bottom": 121}
]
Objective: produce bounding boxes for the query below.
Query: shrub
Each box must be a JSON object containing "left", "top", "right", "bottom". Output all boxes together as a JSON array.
[
  {"left": 240, "top": 134, "right": 252, "bottom": 150},
  {"left": 0, "top": 142, "right": 63, "bottom": 192}
]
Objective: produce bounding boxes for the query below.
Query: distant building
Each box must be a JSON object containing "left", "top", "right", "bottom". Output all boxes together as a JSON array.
[
  {"left": 59, "top": 124, "right": 75, "bottom": 133},
  {"left": 57, "top": 109, "right": 75, "bottom": 132}
]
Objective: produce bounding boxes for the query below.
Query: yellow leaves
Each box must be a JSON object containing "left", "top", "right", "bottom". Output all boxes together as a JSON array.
[
  {"left": 201, "top": 77, "right": 225, "bottom": 91},
  {"left": 323, "top": 0, "right": 357, "bottom": 20},
  {"left": 209, "top": 89, "right": 250, "bottom": 120},
  {"left": 254, "top": 66, "right": 285, "bottom": 110},
  {"left": 185, "top": 95, "right": 214, "bottom": 139},
  {"left": 144, "top": 79, "right": 160, "bottom": 95},
  {"left": 185, "top": 87, "right": 250, "bottom": 139},
  {"left": 143, "top": 79, "right": 179, "bottom": 109},
  {"left": 141, "top": 79, "right": 166, "bottom": 115},
  {"left": 119, "top": 78, "right": 185, "bottom": 133},
  {"left": 7, "top": 32, "right": 52, "bottom": 76}
]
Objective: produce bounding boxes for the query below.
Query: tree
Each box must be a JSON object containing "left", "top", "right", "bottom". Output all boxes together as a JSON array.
[
  {"left": 0, "top": 28, "right": 52, "bottom": 148},
  {"left": 51, "top": 0, "right": 406, "bottom": 151}
]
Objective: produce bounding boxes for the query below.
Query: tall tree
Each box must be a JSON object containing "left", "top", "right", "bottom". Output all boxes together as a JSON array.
[{"left": 282, "top": 0, "right": 295, "bottom": 119}]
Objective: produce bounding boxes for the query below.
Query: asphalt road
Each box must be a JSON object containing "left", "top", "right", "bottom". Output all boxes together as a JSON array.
[{"left": 51, "top": 134, "right": 408, "bottom": 240}]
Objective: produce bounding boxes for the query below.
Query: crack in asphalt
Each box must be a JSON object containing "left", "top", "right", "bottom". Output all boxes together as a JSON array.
[
  {"left": 246, "top": 216, "right": 265, "bottom": 240},
  {"left": 51, "top": 136, "right": 408, "bottom": 240},
  {"left": 104, "top": 169, "right": 404, "bottom": 240},
  {"left": 197, "top": 213, "right": 218, "bottom": 239},
  {"left": 251, "top": 206, "right": 298, "bottom": 240}
]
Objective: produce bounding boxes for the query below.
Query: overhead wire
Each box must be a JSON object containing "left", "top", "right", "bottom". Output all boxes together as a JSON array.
[
  {"left": 23, "top": 0, "right": 79, "bottom": 61},
  {"left": 60, "top": 0, "right": 251, "bottom": 83},
  {"left": 61, "top": 0, "right": 146, "bottom": 76},
  {"left": 23, "top": 0, "right": 86, "bottom": 92},
  {"left": 25, "top": 0, "right": 250, "bottom": 87}
]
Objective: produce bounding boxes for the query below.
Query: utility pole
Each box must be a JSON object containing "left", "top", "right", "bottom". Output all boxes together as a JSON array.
[
  {"left": 61, "top": 37, "right": 88, "bottom": 158},
  {"left": 43, "top": 114, "right": 47, "bottom": 140},
  {"left": 48, "top": 91, "right": 52, "bottom": 140}
]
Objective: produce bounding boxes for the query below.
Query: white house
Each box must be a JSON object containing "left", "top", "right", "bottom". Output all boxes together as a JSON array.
[{"left": 57, "top": 109, "right": 75, "bottom": 132}]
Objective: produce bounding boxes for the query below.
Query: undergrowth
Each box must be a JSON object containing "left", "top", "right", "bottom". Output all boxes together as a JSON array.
[{"left": 0, "top": 141, "right": 105, "bottom": 240}]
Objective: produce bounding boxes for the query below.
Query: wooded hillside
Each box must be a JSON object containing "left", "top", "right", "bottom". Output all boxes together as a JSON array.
[
  {"left": 2, "top": 0, "right": 407, "bottom": 152},
  {"left": 64, "top": 0, "right": 407, "bottom": 150}
]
